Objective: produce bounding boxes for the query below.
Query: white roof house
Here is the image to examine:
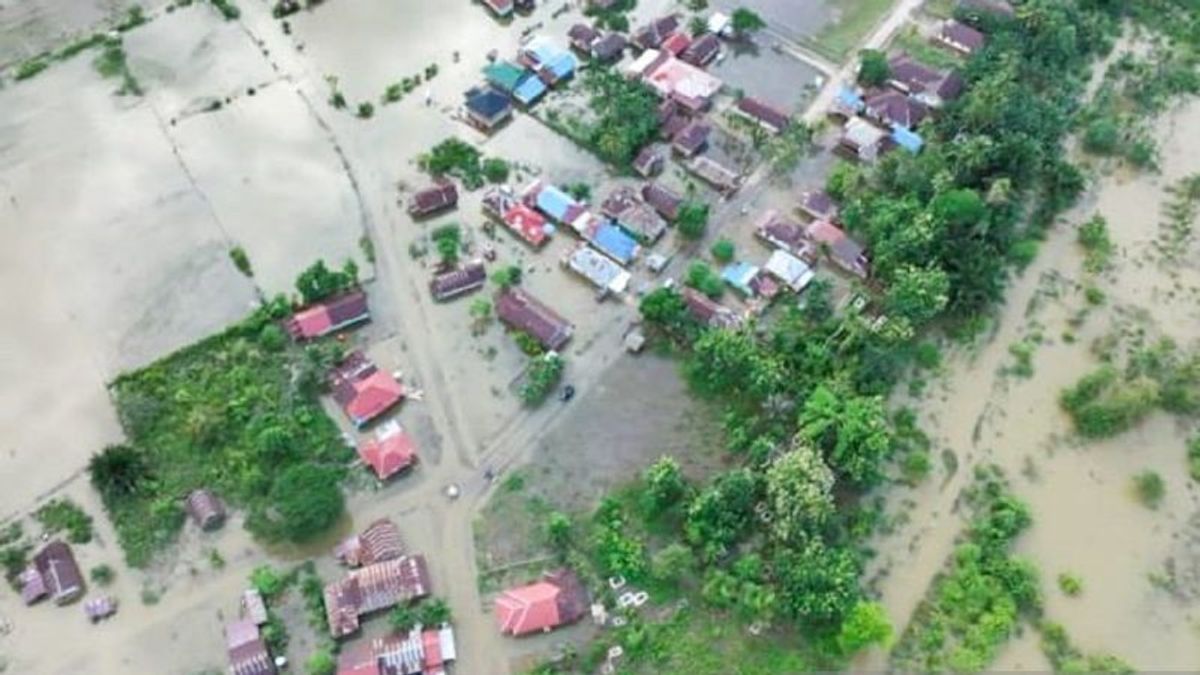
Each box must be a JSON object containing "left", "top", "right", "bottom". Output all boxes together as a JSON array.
[
  {"left": 764, "top": 250, "right": 816, "bottom": 292},
  {"left": 564, "top": 245, "right": 631, "bottom": 296}
]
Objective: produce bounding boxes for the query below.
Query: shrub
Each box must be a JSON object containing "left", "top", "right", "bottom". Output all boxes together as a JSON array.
[
  {"left": 1077, "top": 215, "right": 1114, "bottom": 273},
  {"left": 431, "top": 224, "right": 462, "bottom": 265},
  {"left": 710, "top": 238, "right": 735, "bottom": 263},
  {"left": 1132, "top": 470, "right": 1164, "bottom": 509},
  {"left": 1057, "top": 572, "right": 1083, "bottom": 596},
  {"left": 492, "top": 265, "right": 522, "bottom": 288},
  {"left": 250, "top": 565, "right": 286, "bottom": 598},
  {"left": 306, "top": 650, "right": 335, "bottom": 675},
  {"left": 481, "top": 158, "right": 510, "bottom": 183},
  {"left": 35, "top": 499, "right": 94, "bottom": 544},
  {"left": 295, "top": 259, "right": 358, "bottom": 304},
  {"left": 209, "top": 0, "right": 241, "bottom": 20},
  {"left": 229, "top": 246, "right": 253, "bottom": 276},
  {"left": 14, "top": 57, "right": 49, "bottom": 81},
  {"left": 90, "top": 564, "right": 116, "bottom": 586},
  {"left": 356, "top": 101, "right": 375, "bottom": 119},
  {"left": 1083, "top": 116, "right": 1120, "bottom": 155}
]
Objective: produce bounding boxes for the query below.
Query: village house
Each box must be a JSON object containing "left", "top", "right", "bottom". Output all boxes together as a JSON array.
[
  {"left": 357, "top": 420, "right": 418, "bottom": 482},
  {"left": 672, "top": 120, "right": 711, "bottom": 157},
  {"left": 864, "top": 88, "right": 930, "bottom": 130},
  {"left": 763, "top": 249, "right": 816, "bottom": 293},
  {"left": 660, "top": 31, "right": 691, "bottom": 57},
  {"left": 632, "top": 14, "right": 681, "bottom": 51},
  {"left": 838, "top": 117, "right": 890, "bottom": 162},
  {"left": 479, "top": 0, "right": 513, "bottom": 18},
  {"left": 407, "top": 181, "right": 458, "bottom": 218},
  {"left": 185, "top": 488, "right": 226, "bottom": 531},
  {"left": 285, "top": 290, "right": 370, "bottom": 341},
  {"left": 562, "top": 244, "right": 632, "bottom": 298},
  {"left": 681, "top": 33, "right": 721, "bottom": 67},
  {"left": 578, "top": 213, "right": 642, "bottom": 266},
  {"left": 831, "top": 85, "right": 866, "bottom": 119},
  {"left": 567, "top": 23, "right": 599, "bottom": 54},
  {"left": 935, "top": 19, "right": 986, "bottom": 56},
  {"left": 335, "top": 518, "right": 406, "bottom": 568},
  {"left": 755, "top": 210, "right": 814, "bottom": 259},
  {"left": 495, "top": 286, "right": 574, "bottom": 351},
  {"left": 519, "top": 37, "right": 578, "bottom": 87},
  {"left": 721, "top": 261, "right": 766, "bottom": 298},
  {"left": 600, "top": 187, "right": 668, "bottom": 243},
  {"left": 642, "top": 182, "right": 683, "bottom": 221},
  {"left": 330, "top": 351, "right": 405, "bottom": 428},
  {"left": 241, "top": 589, "right": 268, "bottom": 626},
  {"left": 632, "top": 146, "right": 663, "bottom": 177},
  {"left": 806, "top": 220, "right": 871, "bottom": 279},
  {"left": 482, "top": 186, "right": 551, "bottom": 247},
  {"left": 226, "top": 619, "right": 277, "bottom": 675},
  {"left": 494, "top": 569, "right": 588, "bottom": 637},
  {"left": 483, "top": 60, "right": 547, "bottom": 106},
  {"left": 681, "top": 287, "right": 742, "bottom": 329},
  {"left": 325, "top": 555, "right": 431, "bottom": 638},
  {"left": 464, "top": 86, "right": 513, "bottom": 133},
  {"left": 734, "top": 97, "right": 791, "bottom": 135},
  {"left": 335, "top": 625, "right": 457, "bottom": 675},
  {"left": 688, "top": 156, "right": 741, "bottom": 195},
  {"left": 631, "top": 50, "right": 723, "bottom": 112},
  {"left": 20, "top": 540, "right": 84, "bottom": 605},
  {"left": 798, "top": 189, "right": 839, "bottom": 222},
  {"left": 590, "top": 32, "right": 627, "bottom": 62},
  {"left": 886, "top": 54, "right": 964, "bottom": 108},
  {"left": 522, "top": 180, "right": 587, "bottom": 228},
  {"left": 429, "top": 261, "right": 487, "bottom": 302}
]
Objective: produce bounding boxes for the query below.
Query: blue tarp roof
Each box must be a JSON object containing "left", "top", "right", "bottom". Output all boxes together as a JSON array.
[
  {"left": 591, "top": 221, "right": 639, "bottom": 266},
  {"left": 466, "top": 88, "right": 512, "bottom": 118},
  {"left": 513, "top": 75, "right": 548, "bottom": 105},
  {"left": 891, "top": 125, "right": 924, "bottom": 153},
  {"left": 534, "top": 184, "right": 579, "bottom": 222},
  {"left": 721, "top": 262, "right": 758, "bottom": 295},
  {"left": 837, "top": 85, "right": 865, "bottom": 112},
  {"left": 529, "top": 43, "right": 578, "bottom": 80}
]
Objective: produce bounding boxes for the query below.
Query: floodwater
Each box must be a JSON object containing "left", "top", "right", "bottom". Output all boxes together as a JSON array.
[
  {"left": 865, "top": 99, "right": 1200, "bottom": 671},
  {"left": 711, "top": 0, "right": 834, "bottom": 42}
]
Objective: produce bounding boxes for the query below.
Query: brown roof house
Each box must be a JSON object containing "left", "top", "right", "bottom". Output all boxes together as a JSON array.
[
  {"left": 226, "top": 619, "right": 277, "bottom": 675},
  {"left": 672, "top": 121, "right": 711, "bottom": 157},
  {"left": 632, "top": 146, "right": 664, "bottom": 178},
  {"left": 864, "top": 88, "right": 930, "bottom": 130},
  {"left": 755, "top": 210, "right": 814, "bottom": 259},
  {"left": 734, "top": 97, "right": 791, "bottom": 135},
  {"left": 335, "top": 518, "right": 406, "bottom": 568},
  {"left": 688, "top": 156, "right": 741, "bottom": 195},
  {"left": 20, "top": 540, "right": 84, "bottom": 605},
  {"left": 601, "top": 187, "right": 668, "bottom": 243},
  {"left": 935, "top": 20, "right": 986, "bottom": 56},
  {"left": 633, "top": 14, "right": 681, "bottom": 51},
  {"left": 838, "top": 117, "right": 890, "bottom": 163},
  {"left": 429, "top": 261, "right": 487, "bottom": 302},
  {"left": 567, "top": 23, "right": 600, "bottom": 54},
  {"left": 325, "top": 555, "right": 431, "bottom": 638},
  {"left": 185, "top": 489, "right": 226, "bottom": 531},
  {"left": 806, "top": 220, "right": 870, "bottom": 279},
  {"left": 681, "top": 33, "right": 720, "bottom": 67},
  {"left": 886, "top": 55, "right": 964, "bottom": 108},
  {"left": 495, "top": 287, "right": 573, "bottom": 351},
  {"left": 681, "top": 287, "right": 742, "bottom": 329},
  {"left": 798, "top": 190, "right": 839, "bottom": 222},
  {"left": 407, "top": 181, "right": 458, "bottom": 218},
  {"left": 642, "top": 182, "right": 683, "bottom": 221},
  {"left": 591, "top": 32, "right": 627, "bottom": 62}
]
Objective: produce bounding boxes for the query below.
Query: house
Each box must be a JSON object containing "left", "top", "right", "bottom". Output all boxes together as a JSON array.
[
  {"left": 495, "top": 287, "right": 573, "bottom": 351},
  {"left": 464, "top": 86, "right": 513, "bottom": 132},
  {"left": 563, "top": 244, "right": 632, "bottom": 297},
  {"left": 672, "top": 121, "right": 711, "bottom": 157},
  {"left": 755, "top": 210, "right": 812, "bottom": 258},
  {"left": 330, "top": 352, "right": 405, "bottom": 428},
  {"left": 336, "top": 518, "right": 405, "bottom": 568},
  {"left": 567, "top": 24, "right": 600, "bottom": 54},
  {"left": 838, "top": 117, "right": 889, "bottom": 162},
  {"left": 734, "top": 97, "right": 791, "bottom": 135},
  {"left": 484, "top": 187, "right": 552, "bottom": 247},
  {"left": 806, "top": 220, "right": 870, "bottom": 278},
  {"left": 642, "top": 182, "right": 683, "bottom": 221},
  {"left": 886, "top": 54, "right": 964, "bottom": 107},
  {"left": 707, "top": 11, "right": 733, "bottom": 37},
  {"left": 936, "top": 20, "right": 986, "bottom": 55},
  {"left": 227, "top": 620, "right": 277, "bottom": 675},
  {"left": 591, "top": 32, "right": 627, "bottom": 62},
  {"left": 495, "top": 569, "right": 588, "bottom": 637},
  {"left": 661, "top": 31, "right": 691, "bottom": 57},
  {"left": 324, "top": 555, "right": 431, "bottom": 638},
  {"left": 84, "top": 595, "right": 117, "bottom": 622},
  {"left": 520, "top": 38, "right": 578, "bottom": 86},
  {"left": 632, "top": 146, "right": 663, "bottom": 177},
  {"left": 601, "top": 187, "right": 667, "bottom": 243},
  {"left": 522, "top": 180, "right": 586, "bottom": 227},
  {"left": 185, "top": 489, "right": 225, "bottom": 531},
  {"left": 336, "top": 626, "right": 457, "bottom": 675},
  {"left": 681, "top": 287, "right": 742, "bottom": 329},
  {"left": 832, "top": 85, "right": 866, "bottom": 118},
  {"left": 637, "top": 52, "right": 723, "bottom": 112},
  {"left": 864, "top": 88, "right": 929, "bottom": 130},
  {"left": 429, "top": 261, "right": 487, "bottom": 301},
  {"left": 242, "top": 589, "right": 268, "bottom": 626},
  {"left": 407, "top": 181, "right": 458, "bottom": 217},
  {"left": 798, "top": 190, "right": 839, "bottom": 222},
  {"left": 484, "top": 61, "right": 547, "bottom": 106},
  {"left": 357, "top": 420, "right": 418, "bottom": 481},
  {"left": 580, "top": 214, "right": 642, "bottom": 266},
  {"left": 891, "top": 125, "right": 924, "bottom": 154},
  {"left": 632, "top": 14, "right": 681, "bottom": 50},
  {"left": 688, "top": 156, "right": 741, "bottom": 195},
  {"left": 721, "top": 261, "right": 762, "bottom": 297},
  {"left": 285, "top": 290, "right": 370, "bottom": 341},
  {"left": 763, "top": 249, "right": 816, "bottom": 292},
  {"left": 480, "top": 0, "right": 513, "bottom": 17},
  {"left": 20, "top": 540, "right": 84, "bottom": 605},
  {"left": 681, "top": 33, "right": 720, "bottom": 67}
]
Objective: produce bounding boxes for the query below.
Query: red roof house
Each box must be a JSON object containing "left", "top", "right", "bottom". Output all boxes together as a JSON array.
[
  {"left": 330, "top": 352, "right": 405, "bottom": 428},
  {"left": 407, "top": 181, "right": 458, "bottom": 218},
  {"left": 286, "top": 290, "right": 370, "bottom": 341},
  {"left": 325, "top": 555, "right": 432, "bottom": 638},
  {"left": 429, "top": 261, "right": 487, "bottom": 302},
  {"left": 494, "top": 569, "right": 587, "bottom": 637},
  {"left": 661, "top": 31, "right": 691, "bottom": 56},
  {"left": 495, "top": 287, "right": 573, "bottom": 351},
  {"left": 336, "top": 626, "right": 457, "bottom": 675},
  {"left": 358, "top": 421, "right": 418, "bottom": 481},
  {"left": 483, "top": 186, "right": 551, "bottom": 248}
]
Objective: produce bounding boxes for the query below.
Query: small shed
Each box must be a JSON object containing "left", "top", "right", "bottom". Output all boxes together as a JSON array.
[
  {"left": 242, "top": 589, "right": 269, "bottom": 625},
  {"left": 85, "top": 596, "right": 118, "bottom": 622},
  {"left": 186, "top": 489, "right": 226, "bottom": 531}
]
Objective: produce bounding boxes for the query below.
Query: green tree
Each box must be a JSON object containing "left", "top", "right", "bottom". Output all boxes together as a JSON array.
[
  {"left": 685, "top": 329, "right": 784, "bottom": 402},
  {"left": 686, "top": 261, "right": 725, "bottom": 299},
  {"left": 390, "top": 603, "right": 418, "bottom": 632},
  {"left": 773, "top": 538, "right": 861, "bottom": 626},
  {"left": 643, "top": 456, "right": 686, "bottom": 516},
  {"left": 88, "top": 444, "right": 151, "bottom": 500},
  {"left": 731, "top": 7, "right": 767, "bottom": 36},
  {"left": 431, "top": 224, "right": 462, "bottom": 265},
  {"left": 491, "top": 265, "right": 522, "bottom": 288},
  {"left": 798, "top": 383, "right": 894, "bottom": 485},
  {"left": 765, "top": 443, "right": 835, "bottom": 543},
  {"left": 684, "top": 469, "right": 759, "bottom": 560},
  {"left": 262, "top": 465, "right": 344, "bottom": 542},
  {"left": 650, "top": 543, "right": 695, "bottom": 586},
  {"left": 710, "top": 238, "right": 735, "bottom": 262},
  {"left": 250, "top": 565, "right": 286, "bottom": 598},
  {"left": 836, "top": 601, "right": 893, "bottom": 655},
  {"left": 544, "top": 511, "right": 572, "bottom": 551},
  {"left": 417, "top": 598, "right": 452, "bottom": 626},
  {"left": 1132, "top": 470, "right": 1164, "bottom": 509},
  {"left": 858, "top": 49, "right": 890, "bottom": 87},
  {"left": 677, "top": 201, "right": 710, "bottom": 240},
  {"left": 295, "top": 259, "right": 357, "bottom": 304},
  {"left": 481, "top": 158, "right": 510, "bottom": 183},
  {"left": 90, "top": 564, "right": 116, "bottom": 587},
  {"left": 306, "top": 649, "right": 336, "bottom": 675},
  {"left": 885, "top": 264, "right": 951, "bottom": 327}
]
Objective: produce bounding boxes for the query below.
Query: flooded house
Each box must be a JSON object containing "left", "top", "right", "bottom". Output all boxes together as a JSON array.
[
  {"left": 484, "top": 60, "right": 547, "bottom": 106},
  {"left": 20, "top": 540, "right": 84, "bottom": 605},
  {"left": 935, "top": 19, "right": 986, "bottom": 56},
  {"left": 357, "top": 420, "right": 419, "bottom": 482},
  {"left": 185, "top": 489, "right": 226, "bottom": 531},
  {"left": 755, "top": 209, "right": 815, "bottom": 261},
  {"left": 519, "top": 38, "right": 578, "bottom": 87},
  {"left": 329, "top": 351, "right": 405, "bottom": 428},
  {"left": 628, "top": 50, "right": 723, "bottom": 112},
  {"left": 285, "top": 290, "right": 370, "bottom": 341},
  {"left": 494, "top": 569, "right": 588, "bottom": 637},
  {"left": 838, "top": 117, "right": 890, "bottom": 162},
  {"left": 681, "top": 287, "right": 743, "bottom": 329},
  {"left": 335, "top": 518, "right": 406, "bottom": 568},
  {"left": 479, "top": 0, "right": 514, "bottom": 18},
  {"left": 567, "top": 23, "right": 600, "bottom": 54},
  {"left": 886, "top": 54, "right": 964, "bottom": 108},
  {"left": 241, "top": 589, "right": 268, "bottom": 626},
  {"left": 335, "top": 625, "right": 458, "bottom": 675},
  {"left": 672, "top": 120, "right": 711, "bottom": 157},
  {"left": 798, "top": 189, "right": 839, "bottom": 222},
  {"left": 483, "top": 186, "right": 552, "bottom": 248},
  {"left": 734, "top": 97, "right": 791, "bottom": 135},
  {"left": 562, "top": 244, "right": 632, "bottom": 298},
  {"left": 406, "top": 181, "right": 458, "bottom": 218},
  {"left": 601, "top": 187, "right": 668, "bottom": 243},
  {"left": 523, "top": 180, "right": 587, "bottom": 228},
  {"left": 632, "top": 146, "right": 664, "bottom": 177},
  {"left": 681, "top": 33, "right": 721, "bottom": 67},
  {"left": 805, "top": 220, "right": 870, "bottom": 279},
  {"left": 226, "top": 619, "right": 276, "bottom": 675},
  {"left": 324, "top": 555, "right": 432, "bottom": 638},
  {"left": 495, "top": 287, "right": 573, "bottom": 351},
  {"left": 661, "top": 31, "right": 692, "bottom": 57},
  {"left": 632, "top": 14, "right": 682, "bottom": 51},
  {"left": 642, "top": 182, "right": 683, "bottom": 221},
  {"left": 590, "top": 32, "right": 628, "bottom": 63},
  {"left": 464, "top": 86, "right": 513, "bottom": 133},
  {"left": 763, "top": 249, "right": 817, "bottom": 293},
  {"left": 578, "top": 214, "right": 641, "bottom": 266},
  {"left": 429, "top": 261, "right": 487, "bottom": 302},
  {"left": 864, "top": 89, "right": 929, "bottom": 130},
  {"left": 688, "top": 156, "right": 741, "bottom": 195}
]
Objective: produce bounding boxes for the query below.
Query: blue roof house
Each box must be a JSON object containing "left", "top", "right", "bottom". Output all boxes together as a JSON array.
[
  {"left": 589, "top": 220, "right": 640, "bottom": 266},
  {"left": 721, "top": 262, "right": 761, "bottom": 297},
  {"left": 890, "top": 125, "right": 924, "bottom": 154}
]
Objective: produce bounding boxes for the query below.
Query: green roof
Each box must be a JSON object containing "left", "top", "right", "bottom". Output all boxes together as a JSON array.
[{"left": 484, "top": 61, "right": 527, "bottom": 92}]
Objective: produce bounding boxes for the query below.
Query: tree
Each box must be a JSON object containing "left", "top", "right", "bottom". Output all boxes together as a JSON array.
[
  {"left": 799, "top": 384, "right": 894, "bottom": 486},
  {"left": 643, "top": 456, "right": 686, "bottom": 516},
  {"left": 773, "top": 538, "right": 861, "bottom": 626},
  {"left": 90, "top": 564, "right": 116, "bottom": 586},
  {"left": 885, "top": 264, "right": 951, "bottom": 327},
  {"left": 88, "top": 444, "right": 150, "bottom": 500},
  {"left": 731, "top": 7, "right": 767, "bottom": 36},
  {"left": 250, "top": 565, "right": 286, "bottom": 598},
  {"left": 481, "top": 157, "right": 510, "bottom": 183},
  {"left": 469, "top": 298, "right": 492, "bottom": 334},
  {"left": 431, "top": 224, "right": 462, "bottom": 266},
  {"left": 858, "top": 49, "right": 890, "bottom": 87},
  {"left": 390, "top": 603, "right": 418, "bottom": 632},
  {"left": 519, "top": 353, "right": 564, "bottom": 406},
  {"left": 306, "top": 649, "right": 336, "bottom": 675},
  {"left": 689, "top": 15, "right": 708, "bottom": 37},
  {"left": 686, "top": 261, "right": 724, "bottom": 299},
  {"left": 836, "top": 601, "right": 893, "bottom": 655},
  {"left": 295, "top": 259, "right": 356, "bottom": 304},
  {"left": 684, "top": 469, "right": 759, "bottom": 560},
  {"left": 544, "top": 511, "right": 572, "bottom": 551},
  {"left": 651, "top": 543, "right": 695, "bottom": 586},
  {"left": 262, "top": 465, "right": 344, "bottom": 542},
  {"left": 764, "top": 443, "right": 835, "bottom": 543},
  {"left": 416, "top": 598, "right": 452, "bottom": 626},
  {"left": 491, "top": 265, "right": 522, "bottom": 288},
  {"left": 685, "top": 329, "right": 784, "bottom": 402},
  {"left": 677, "top": 200, "right": 710, "bottom": 240},
  {"left": 710, "top": 238, "right": 735, "bottom": 262}
]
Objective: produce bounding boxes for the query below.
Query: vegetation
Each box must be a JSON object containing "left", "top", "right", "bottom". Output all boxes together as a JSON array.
[
  {"left": 208, "top": 0, "right": 241, "bottom": 20},
  {"left": 92, "top": 38, "right": 143, "bottom": 96},
  {"left": 94, "top": 302, "right": 352, "bottom": 566},
  {"left": 685, "top": 261, "right": 724, "bottom": 299},
  {"left": 1039, "top": 621, "right": 1133, "bottom": 673},
  {"left": 431, "top": 224, "right": 462, "bottom": 266},
  {"left": 90, "top": 564, "right": 116, "bottom": 587},
  {"left": 559, "top": 68, "right": 660, "bottom": 168},
  {"left": 1057, "top": 571, "right": 1082, "bottom": 597},
  {"left": 14, "top": 57, "right": 49, "bottom": 81},
  {"left": 808, "top": 0, "right": 895, "bottom": 60},
  {"left": 34, "top": 499, "right": 94, "bottom": 544},
  {"left": 857, "top": 49, "right": 890, "bottom": 87},
  {"left": 306, "top": 650, "right": 335, "bottom": 675},
  {"left": 520, "top": 353, "right": 565, "bottom": 406},
  {"left": 1132, "top": 470, "right": 1165, "bottom": 509},
  {"left": 390, "top": 596, "right": 454, "bottom": 632},
  {"left": 419, "top": 138, "right": 508, "bottom": 190},
  {"left": 584, "top": 0, "right": 635, "bottom": 32},
  {"left": 491, "top": 264, "right": 522, "bottom": 289},
  {"left": 295, "top": 259, "right": 358, "bottom": 304},
  {"left": 677, "top": 201, "right": 711, "bottom": 240},
  {"left": 229, "top": 246, "right": 253, "bottom": 277},
  {"left": 481, "top": 158, "right": 510, "bottom": 184},
  {"left": 356, "top": 101, "right": 375, "bottom": 119},
  {"left": 1188, "top": 434, "right": 1200, "bottom": 482},
  {"left": 1077, "top": 214, "right": 1114, "bottom": 273},
  {"left": 710, "top": 238, "right": 735, "bottom": 263},
  {"left": 731, "top": 8, "right": 767, "bottom": 36}
]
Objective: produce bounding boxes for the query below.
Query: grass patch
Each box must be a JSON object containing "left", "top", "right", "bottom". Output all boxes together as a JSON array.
[
  {"left": 808, "top": 0, "right": 896, "bottom": 61},
  {"left": 14, "top": 58, "right": 49, "bottom": 81},
  {"left": 34, "top": 499, "right": 94, "bottom": 544},
  {"left": 1057, "top": 571, "right": 1083, "bottom": 597},
  {"left": 1132, "top": 470, "right": 1165, "bottom": 509},
  {"left": 891, "top": 26, "right": 962, "bottom": 70},
  {"left": 1078, "top": 214, "right": 1114, "bottom": 273}
]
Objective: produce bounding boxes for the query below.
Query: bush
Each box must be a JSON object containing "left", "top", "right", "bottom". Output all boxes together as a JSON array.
[
  {"left": 296, "top": 259, "right": 358, "bottom": 304},
  {"left": 14, "top": 58, "right": 49, "bottom": 81},
  {"left": 356, "top": 101, "right": 375, "bottom": 119},
  {"left": 306, "top": 649, "right": 335, "bottom": 675},
  {"left": 520, "top": 353, "right": 564, "bottom": 406},
  {"left": 1188, "top": 435, "right": 1200, "bottom": 482},
  {"left": 685, "top": 262, "right": 724, "bottom": 299},
  {"left": 209, "top": 0, "right": 240, "bottom": 20},
  {"left": 229, "top": 246, "right": 253, "bottom": 277},
  {"left": 1077, "top": 215, "right": 1114, "bottom": 273},
  {"left": 481, "top": 158, "right": 510, "bottom": 183},
  {"left": 710, "top": 238, "right": 735, "bottom": 263},
  {"left": 1083, "top": 116, "right": 1120, "bottom": 155},
  {"left": 1132, "top": 470, "right": 1164, "bottom": 509},
  {"left": 250, "top": 565, "right": 286, "bottom": 598},
  {"left": 90, "top": 564, "right": 116, "bottom": 587},
  {"left": 1057, "top": 571, "right": 1083, "bottom": 597},
  {"left": 35, "top": 499, "right": 94, "bottom": 544},
  {"left": 431, "top": 224, "right": 462, "bottom": 265},
  {"left": 492, "top": 265, "right": 522, "bottom": 288}
]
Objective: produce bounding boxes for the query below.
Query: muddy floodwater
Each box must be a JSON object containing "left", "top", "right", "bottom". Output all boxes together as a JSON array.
[{"left": 866, "top": 99, "right": 1200, "bottom": 671}]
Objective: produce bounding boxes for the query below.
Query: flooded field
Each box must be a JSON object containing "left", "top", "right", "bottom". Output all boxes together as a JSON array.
[{"left": 867, "top": 100, "right": 1200, "bottom": 671}]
